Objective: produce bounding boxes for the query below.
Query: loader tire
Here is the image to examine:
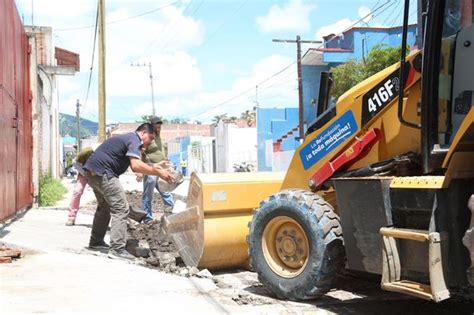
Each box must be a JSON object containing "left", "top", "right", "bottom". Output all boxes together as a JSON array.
[{"left": 247, "top": 189, "right": 345, "bottom": 300}]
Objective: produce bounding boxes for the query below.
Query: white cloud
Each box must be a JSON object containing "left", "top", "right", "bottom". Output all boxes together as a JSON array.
[
  {"left": 315, "top": 18, "right": 354, "bottom": 40},
  {"left": 315, "top": 5, "right": 388, "bottom": 40},
  {"left": 256, "top": 0, "right": 317, "bottom": 34},
  {"left": 107, "top": 51, "right": 202, "bottom": 96},
  {"left": 15, "top": 1, "right": 206, "bottom": 122},
  {"left": 15, "top": 1, "right": 298, "bottom": 124},
  {"left": 184, "top": 54, "right": 298, "bottom": 122},
  {"left": 16, "top": 0, "right": 94, "bottom": 21},
  {"left": 121, "top": 54, "right": 298, "bottom": 123}
]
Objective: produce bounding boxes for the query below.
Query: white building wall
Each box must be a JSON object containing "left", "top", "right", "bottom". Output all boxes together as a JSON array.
[
  {"left": 213, "top": 121, "right": 257, "bottom": 173},
  {"left": 39, "top": 96, "right": 51, "bottom": 175},
  {"left": 226, "top": 126, "right": 257, "bottom": 172},
  {"left": 27, "top": 26, "right": 61, "bottom": 179},
  {"left": 27, "top": 26, "right": 77, "bottom": 183},
  {"left": 272, "top": 150, "right": 295, "bottom": 172},
  {"left": 215, "top": 122, "right": 227, "bottom": 173}
]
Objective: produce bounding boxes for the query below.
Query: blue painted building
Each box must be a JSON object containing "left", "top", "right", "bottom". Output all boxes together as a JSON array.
[
  {"left": 167, "top": 136, "right": 191, "bottom": 173},
  {"left": 257, "top": 107, "right": 300, "bottom": 171}
]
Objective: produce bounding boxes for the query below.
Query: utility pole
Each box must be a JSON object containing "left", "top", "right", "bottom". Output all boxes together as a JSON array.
[
  {"left": 98, "top": 0, "right": 106, "bottom": 142},
  {"left": 131, "top": 62, "right": 156, "bottom": 116},
  {"left": 148, "top": 62, "right": 155, "bottom": 116},
  {"left": 76, "top": 99, "right": 81, "bottom": 154},
  {"left": 254, "top": 85, "right": 259, "bottom": 109},
  {"left": 273, "top": 36, "right": 321, "bottom": 140}
]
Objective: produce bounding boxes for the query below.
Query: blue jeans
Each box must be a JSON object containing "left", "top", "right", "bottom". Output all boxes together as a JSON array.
[{"left": 142, "top": 175, "right": 174, "bottom": 221}]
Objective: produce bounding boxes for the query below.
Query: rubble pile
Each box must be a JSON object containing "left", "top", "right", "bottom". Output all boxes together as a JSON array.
[
  {"left": 0, "top": 244, "right": 21, "bottom": 263},
  {"left": 126, "top": 191, "right": 194, "bottom": 276}
]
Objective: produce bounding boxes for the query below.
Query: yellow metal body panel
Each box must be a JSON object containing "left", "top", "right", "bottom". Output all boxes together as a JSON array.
[
  {"left": 390, "top": 176, "right": 445, "bottom": 189},
  {"left": 166, "top": 172, "right": 285, "bottom": 270},
  {"left": 282, "top": 51, "right": 422, "bottom": 191},
  {"left": 199, "top": 172, "right": 285, "bottom": 212},
  {"left": 443, "top": 107, "right": 474, "bottom": 168}
]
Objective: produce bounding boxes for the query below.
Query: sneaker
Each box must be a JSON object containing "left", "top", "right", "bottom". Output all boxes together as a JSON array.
[
  {"left": 65, "top": 218, "right": 75, "bottom": 226},
  {"left": 108, "top": 249, "right": 136, "bottom": 261},
  {"left": 142, "top": 217, "right": 155, "bottom": 224},
  {"left": 88, "top": 239, "right": 110, "bottom": 250}
]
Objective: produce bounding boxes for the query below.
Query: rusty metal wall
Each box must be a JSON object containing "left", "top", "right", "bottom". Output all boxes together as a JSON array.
[{"left": 0, "top": 0, "right": 33, "bottom": 221}]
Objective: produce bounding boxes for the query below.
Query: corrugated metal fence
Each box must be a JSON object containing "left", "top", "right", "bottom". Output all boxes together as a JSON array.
[{"left": 0, "top": 0, "right": 33, "bottom": 221}]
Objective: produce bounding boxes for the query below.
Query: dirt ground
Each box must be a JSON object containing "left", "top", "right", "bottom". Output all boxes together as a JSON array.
[{"left": 82, "top": 190, "right": 474, "bottom": 313}]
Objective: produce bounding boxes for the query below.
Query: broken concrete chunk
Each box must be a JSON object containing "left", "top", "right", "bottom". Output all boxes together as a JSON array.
[
  {"left": 157, "top": 252, "right": 176, "bottom": 266},
  {"left": 0, "top": 256, "right": 12, "bottom": 264},
  {"left": 196, "top": 269, "right": 213, "bottom": 279},
  {"left": 187, "top": 267, "right": 200, "bottom": 276}
]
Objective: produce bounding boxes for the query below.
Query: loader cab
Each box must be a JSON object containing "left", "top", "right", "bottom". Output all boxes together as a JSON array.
[{"left": 420, "top": 0, "right": 474, "bottom": 173}]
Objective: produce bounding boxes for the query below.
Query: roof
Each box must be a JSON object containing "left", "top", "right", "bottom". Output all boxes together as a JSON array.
[
  {"left": 322, "top": 23, "right": 418, "bottom": 41},
  {"left": 109, "top": 123, "right": 212, "bottom": 143},
  {"left": 312, "top": 47, "right": 353, "bottom": 52},
  {"left": 55, "top": 47, "right": 80, "bottom": 72}
]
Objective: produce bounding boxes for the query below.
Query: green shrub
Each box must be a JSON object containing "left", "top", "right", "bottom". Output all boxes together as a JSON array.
[{"left": 39, "top": 175, "right": 67, "bottom": 207}]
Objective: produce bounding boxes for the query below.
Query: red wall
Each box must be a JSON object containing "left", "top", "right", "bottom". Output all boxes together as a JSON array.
[{"left": 0, "top": 0, "right": 33, "bottom": 221}]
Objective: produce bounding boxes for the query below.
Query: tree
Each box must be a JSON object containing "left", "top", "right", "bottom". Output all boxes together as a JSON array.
[
  {"left": 212, "top": 114, "right": 228, "bottom": 124},
  {"left": 330, "top": 44, "right": 408, "bottom": 100},
  {"left": 241, "top": 109, "right": 256, "bottom": 127},
  {"left": 136, "top": 115, "right": 168, "bottom": 124},
  {"left": 330, "top": 60, "right": 365, "bottom": 101},
  {"left": 364, "top": 44, "right": 406, "bottom": 77},
  {"left": 170, "top": 117, "right": 188, "bottom": 124}
]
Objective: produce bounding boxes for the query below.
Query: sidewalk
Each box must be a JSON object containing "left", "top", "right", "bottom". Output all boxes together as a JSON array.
[{"left": 0, "top": 174, "right": 234, "bottom": 314}]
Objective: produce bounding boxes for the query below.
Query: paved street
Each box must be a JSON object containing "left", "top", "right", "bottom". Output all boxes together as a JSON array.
[{"left": 1, "top": 175, "right": 473, "bottom": 314}]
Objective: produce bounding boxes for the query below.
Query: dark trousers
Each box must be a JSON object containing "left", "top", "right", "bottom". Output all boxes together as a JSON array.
[{"left": 86, "top": 174, "right": 129, "bottom": 251}]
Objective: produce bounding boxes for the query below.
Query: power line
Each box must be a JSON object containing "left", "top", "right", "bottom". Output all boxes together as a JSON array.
[
  {"left": 191, "top": 0, "right": 249, "bottom": 54},
  {"left": 123, "top": 0, "right": 201, "bottom": 68},
  {"left": 187, "top": 61, "right": 297, "bottom": 119},
  {"left": 155, "top": 0, "right": 197, "bottom": 51},
  {"left": 81, "top": 1, "right": 99, "bottom": 113},
  {"left": 378, "top": 0, "right": 416, "bottom": 43},
  {"left": 55, "top": 1, "right": 181, "bottom": 31},
  {"left": 187, "top": 0, "right": 394, "bottom": 120}
]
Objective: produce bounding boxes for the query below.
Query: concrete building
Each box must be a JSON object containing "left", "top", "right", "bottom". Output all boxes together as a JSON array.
[{"left": 26, "top": 26, "right": 79, "bottom": 203}]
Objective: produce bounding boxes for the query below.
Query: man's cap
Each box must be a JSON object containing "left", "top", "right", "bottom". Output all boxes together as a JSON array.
[{"left": 150, "top": 116, "right": 163, "bottom": 125}]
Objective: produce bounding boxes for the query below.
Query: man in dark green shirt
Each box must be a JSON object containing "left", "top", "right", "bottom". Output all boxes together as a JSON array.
[{"left": 141, "top": 116, "right": 175, "bottom": 222}]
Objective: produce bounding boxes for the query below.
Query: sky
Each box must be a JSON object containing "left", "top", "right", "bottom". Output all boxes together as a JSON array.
[{"left": 15, "top": 0, "right": 417, "bottom": 124}]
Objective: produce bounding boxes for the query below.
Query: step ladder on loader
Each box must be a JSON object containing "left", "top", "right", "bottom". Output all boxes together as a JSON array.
[{"left": 380, "top": 227, "right": 451, "bottom": 302}]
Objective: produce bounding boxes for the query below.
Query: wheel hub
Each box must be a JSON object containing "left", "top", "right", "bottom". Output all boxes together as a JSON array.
[{"left": 262, "top": 216, "right": 309, "bottom": 278}]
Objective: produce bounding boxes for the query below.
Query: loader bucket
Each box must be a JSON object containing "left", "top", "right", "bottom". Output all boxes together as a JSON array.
[{"left": 165, "top": 171, "right": 285, "bottom": 270}]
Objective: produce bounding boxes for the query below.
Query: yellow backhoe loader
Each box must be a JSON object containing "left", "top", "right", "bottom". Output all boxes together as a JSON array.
[{"left": 166, "top": 0, "right": 474, "bottom": 302}]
